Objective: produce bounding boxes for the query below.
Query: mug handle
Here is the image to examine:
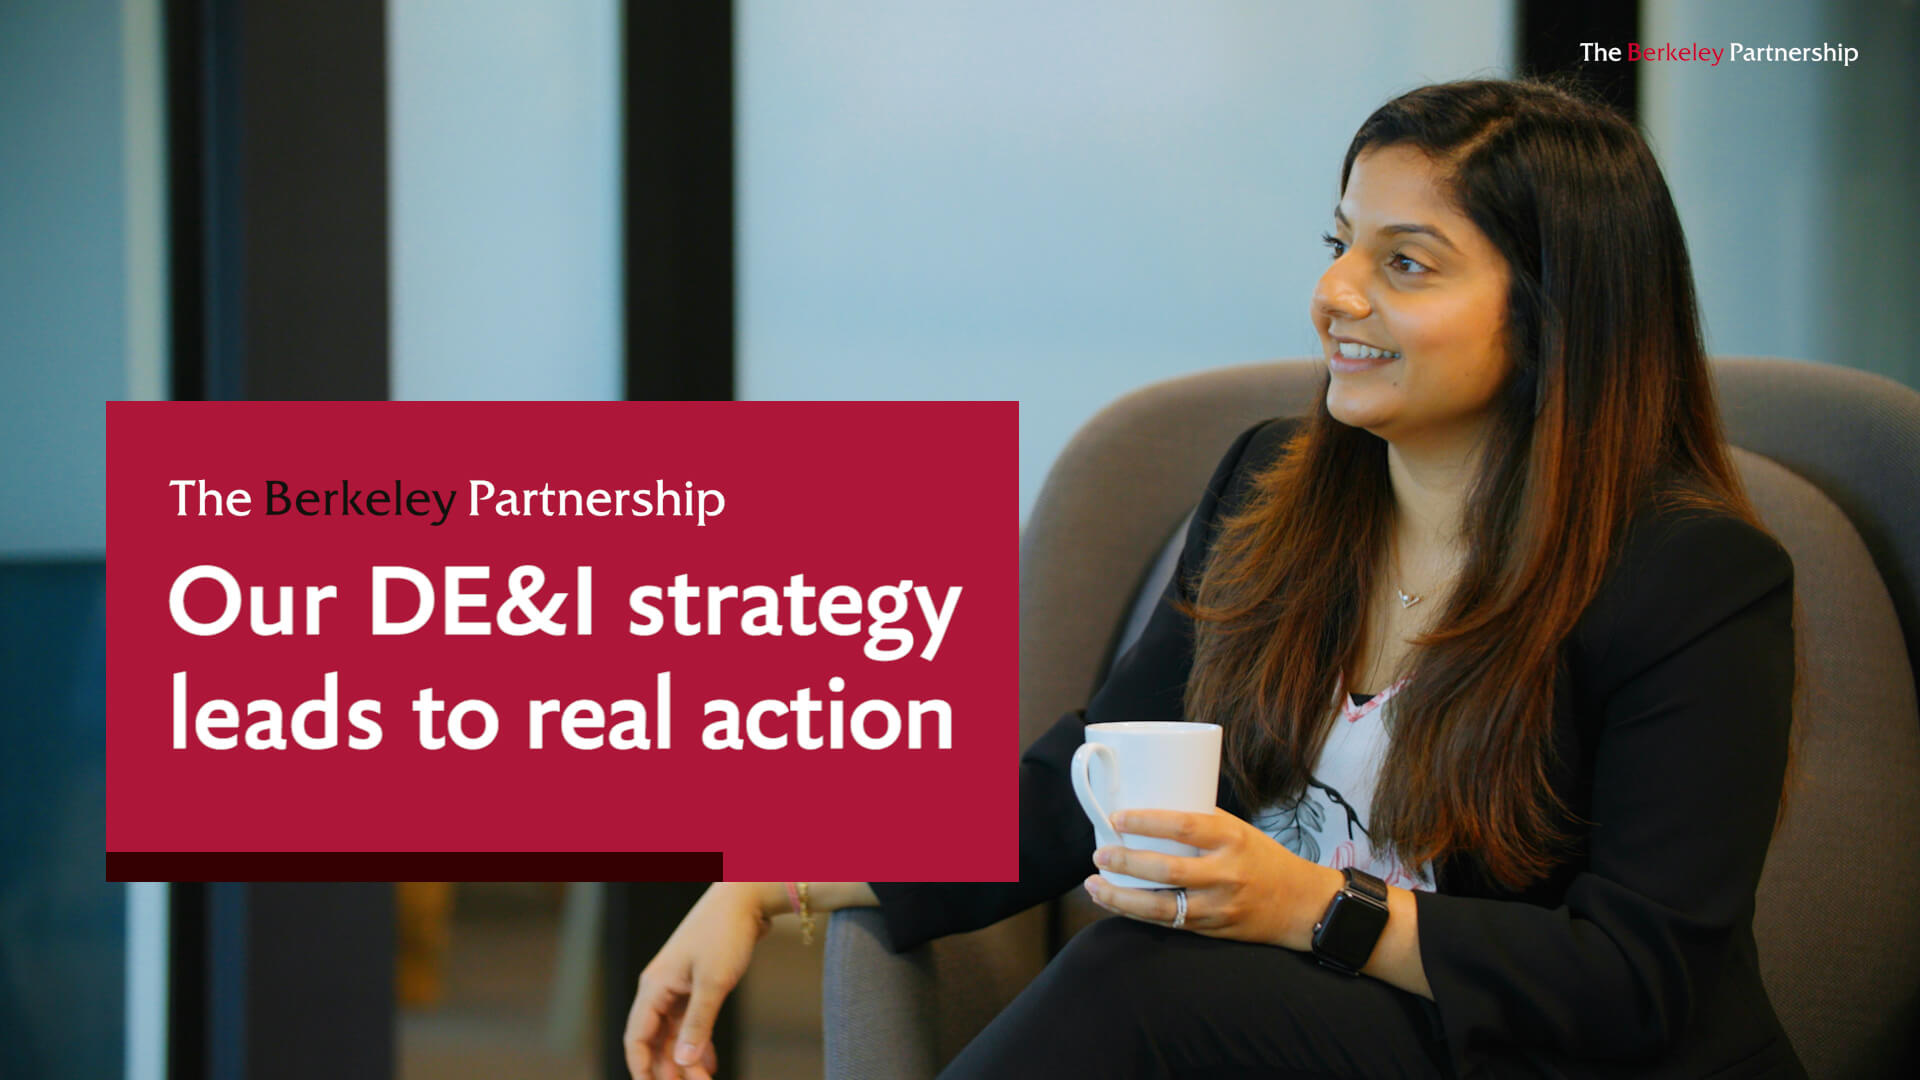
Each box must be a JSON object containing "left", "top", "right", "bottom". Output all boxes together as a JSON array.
[{"left": 1071, "top": 742, "right": 1123, "bottom": 849}]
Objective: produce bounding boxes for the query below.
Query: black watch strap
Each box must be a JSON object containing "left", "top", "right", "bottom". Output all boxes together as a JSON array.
[
  {"left": 1342, "top": 866, "right": 1388, "bottom": 903},
  {"left": 1310, "top": 867, "right": 1391, "bottom": 975}
]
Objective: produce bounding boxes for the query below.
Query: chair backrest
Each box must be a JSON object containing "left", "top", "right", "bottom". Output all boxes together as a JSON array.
[
  {"left": 1017, "top": 360, "right": 1323, "bottom": 751},
  {"left": 1019, "top": 356, "right": 1920, "bottom": 1077}
]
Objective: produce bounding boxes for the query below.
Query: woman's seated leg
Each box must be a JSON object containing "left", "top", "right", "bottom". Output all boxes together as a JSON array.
[{"left": 934, "top": 914, "right": 1448, "bottom": 1080}]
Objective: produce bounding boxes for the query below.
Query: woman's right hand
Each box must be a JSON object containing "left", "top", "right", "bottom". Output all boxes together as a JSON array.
[{"left": 623, "top": 882, "right": 777, "bottom": 1080}]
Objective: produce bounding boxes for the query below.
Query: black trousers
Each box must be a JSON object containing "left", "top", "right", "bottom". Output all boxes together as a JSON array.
[{"left": 935, "top": 915, "right": 1451, "bottom": 1079}]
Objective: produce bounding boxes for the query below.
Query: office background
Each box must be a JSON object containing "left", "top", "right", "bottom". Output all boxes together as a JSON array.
[{"left": 2, "top": 0, "right": 1915, "bottom": 1077}]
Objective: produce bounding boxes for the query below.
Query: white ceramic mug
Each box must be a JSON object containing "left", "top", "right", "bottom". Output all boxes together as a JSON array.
[{"left": 1070, "top": 721, "right": 1222, "bottom": 889}]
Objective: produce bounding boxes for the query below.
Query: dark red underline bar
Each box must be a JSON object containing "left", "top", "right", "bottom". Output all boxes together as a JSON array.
[{"left": 106, "top": 851, "right": 724, "bottom": 882}]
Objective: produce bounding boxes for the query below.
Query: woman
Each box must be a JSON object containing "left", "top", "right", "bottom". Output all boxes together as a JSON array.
[{"left": 625, "top": 78, "right": 1805, "bottom": 1079}]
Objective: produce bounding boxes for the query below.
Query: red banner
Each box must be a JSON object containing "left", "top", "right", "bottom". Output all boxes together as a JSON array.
[{"left": 106, "top": 401, "right": 1018, "bottom": 882}]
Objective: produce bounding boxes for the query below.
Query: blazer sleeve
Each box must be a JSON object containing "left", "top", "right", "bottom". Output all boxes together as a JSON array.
[
  {"left": 1414, "top": 510, "right": 1797, "bottom": 1064},
  {"left": 868, "top": 417, "right": 1282, "bottom": 953}
]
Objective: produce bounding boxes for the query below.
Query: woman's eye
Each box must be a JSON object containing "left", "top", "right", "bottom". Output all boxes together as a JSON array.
[
  {"left": 1388, "top": 252, "right": 1429, "bottom": 274},
  {"left": 1320, "top": 232, "right": 1346, "bottom": 259}
]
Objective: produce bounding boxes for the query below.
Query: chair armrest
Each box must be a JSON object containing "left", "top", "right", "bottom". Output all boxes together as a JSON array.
[{"left": 822, "top": 905, "right": 1050, "bottom": 1080}]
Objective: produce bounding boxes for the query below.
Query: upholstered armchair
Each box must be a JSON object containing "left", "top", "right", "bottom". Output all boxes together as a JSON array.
[{"left": 821, "top": 357, "right": 1920, "bottom": 1079}]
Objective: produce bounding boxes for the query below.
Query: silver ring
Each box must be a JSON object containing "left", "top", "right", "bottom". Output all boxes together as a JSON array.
[{"left": 1170, "top": 887, "right": 1187, "bottom": 929}]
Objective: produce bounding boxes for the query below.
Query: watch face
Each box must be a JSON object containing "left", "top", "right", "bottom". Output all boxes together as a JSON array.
[{"left": 1315, "top": 892, "right": 1390, "bottom": 968}]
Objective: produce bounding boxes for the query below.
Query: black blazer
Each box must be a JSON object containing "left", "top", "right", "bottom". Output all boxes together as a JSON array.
[{"left": 872, "top": 417, "right": 1806, "bottom": 1078}]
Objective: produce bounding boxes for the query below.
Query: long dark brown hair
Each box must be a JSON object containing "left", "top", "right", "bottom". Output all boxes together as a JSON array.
[{"left": 1181, "top": 78, "right": 1783, "bottom": 890}]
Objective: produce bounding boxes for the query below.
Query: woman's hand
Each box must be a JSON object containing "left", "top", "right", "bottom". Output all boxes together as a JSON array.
[
  {"left": 1082, "top": 807, "right": 1343, "bottom": 950},
  {"left": 623, "top": 882, "right": 776, "bottom": 1080}
]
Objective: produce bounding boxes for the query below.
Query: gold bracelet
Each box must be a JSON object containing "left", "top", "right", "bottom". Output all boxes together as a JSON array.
[{"left": 785, "top": 882, "right": 816, "bottom": 945}]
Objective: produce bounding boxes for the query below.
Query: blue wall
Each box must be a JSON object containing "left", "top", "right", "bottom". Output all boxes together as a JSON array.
[
  {"left": 0, "top": 0, "right": 136, "bottom": 1073},
  {"left": 387, "top": 0, "right": 623, "bottom": 401},
  {"left": 0, "top": 565, "right": 118, "bottom": 1077},
  {"left": 1644, "top": 0, "right": 1919, "bottom": 388},
  {"left": 0, "top": 0, "right": 127, "bottom": 558},
  {"left": 737, "top": 0, "right": 1514, "bottom": 517}
]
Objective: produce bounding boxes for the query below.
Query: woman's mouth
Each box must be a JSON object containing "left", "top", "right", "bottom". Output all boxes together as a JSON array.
[{"left": 1329, "top": 340, "right": 1402, "bottom": 373}]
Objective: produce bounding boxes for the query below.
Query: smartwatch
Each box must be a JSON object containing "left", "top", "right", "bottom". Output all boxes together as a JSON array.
[{"left": 1310, "top": 867, "right": 1391, "bottom": 975}]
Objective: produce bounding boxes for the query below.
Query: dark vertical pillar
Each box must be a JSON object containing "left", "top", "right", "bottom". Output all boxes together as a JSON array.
[
  {"left": 236, "top": 0, "right": 389, "bottom": 399},
  {"left": 167, "top": 0, "right": 389, "bottom": 402},
  {"left": 243, "top": 885, "right": 396, "bottom": 1079},
  {"left": 168, "top": 883, "right": 209, "bottom": 1080},
  {"left": 610, "top": 3, "right": 738, "bottom": 1067},
  {"left": 606, "top": 5, "right": 738, "bottom": 1074},
  {"left": 1518, "top": 0, "right": 1642, "bottom": 121},
  {"left": 165, "top": 0, "right": 228, "bottom": 402},
  {"left": 624, "top": 1, "right": 735, "bottom": 401},
  {"left": 171, "top": 884, "right": 396, "bottom": 1080},
  {"left": 163, "top": 2, "right": 395, "bottom": 1076}
]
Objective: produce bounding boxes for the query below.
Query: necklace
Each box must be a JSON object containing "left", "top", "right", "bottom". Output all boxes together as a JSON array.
[
  {"left": 1391, "top": 531, "right": 1425, "bottom": 608},
  {"left": 1390, "top": 529, "right": 1446, "bottom": 609}
]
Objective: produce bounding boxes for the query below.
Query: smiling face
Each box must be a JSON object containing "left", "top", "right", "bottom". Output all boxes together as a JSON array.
[{"left": 1312, "top": 144, "right": 1515, "bottom": 453}]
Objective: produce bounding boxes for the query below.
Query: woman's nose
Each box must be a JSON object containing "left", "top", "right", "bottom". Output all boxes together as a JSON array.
[{"left": 1311, "top": 257, "right": 1370, "bottom": 323}]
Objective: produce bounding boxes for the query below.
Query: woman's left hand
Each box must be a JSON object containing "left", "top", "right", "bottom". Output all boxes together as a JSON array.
[{"left": 1084, "top": 807, "right": 1343, "bottom": 951}]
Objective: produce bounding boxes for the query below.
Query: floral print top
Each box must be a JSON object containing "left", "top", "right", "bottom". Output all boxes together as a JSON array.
[{"left": 1250, "top": 674, "right": 1436, "bottom": 891}]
